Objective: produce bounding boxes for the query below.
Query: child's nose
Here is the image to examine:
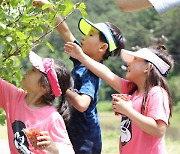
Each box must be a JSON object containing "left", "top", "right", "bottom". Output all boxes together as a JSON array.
[
  {"left": 82, "top": 35, "right": 87, "bottom": 40},
  {"left": 26, "top": 69, "right": 31, "bottom": 74}
]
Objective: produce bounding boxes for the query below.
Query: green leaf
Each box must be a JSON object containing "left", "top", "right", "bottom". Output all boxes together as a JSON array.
[
  {"left": 10, "top": 0, "right": 19, "bottom": 8},
  {"left": 17, "top": 39, "right": 26, "bottom": 45},
  {"left": 46, "top": 42, "right": 55, "bottom": 52},
  {"left": 14, "top": 71, "right": 22, "bottom": 81},
  {"left": 0, "top": 22, "right": 6, "bottom": 29},
  {"left": 62, "top": 0, "right": 74, "bottom": 16},
  {"left": 16, "top": 31, "right": 27, "bottom": 39},
  {"left": 22, "top": 16, "right": 36, "bottom": 23},
  {"left": 21, "top": 51, "right": 28, "bottom": 58},
  {"left": 42, "top": 3, "right": 53, "bottom": 10},
  {"left": 58, "top": 5, "right": 66, "bottom": 12},
  {"left": 77, "top": 2, "right": 86, "bottom": 10},
  {"left": 0, "top": 109, "right": 6, "bottom": 126},
  {"left": 77, "top": 2, "right": 87, "bottom": 18}
]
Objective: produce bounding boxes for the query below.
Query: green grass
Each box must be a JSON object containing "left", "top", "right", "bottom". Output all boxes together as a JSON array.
[
  {"left": 97, "top": 101, "right": 113, "bottom": 112},
  {"left": 99, "top": 112, "right": 120, "bottom": 154}
]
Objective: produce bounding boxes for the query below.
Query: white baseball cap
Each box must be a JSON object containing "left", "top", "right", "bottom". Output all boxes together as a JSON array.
[{"left": 121, "top": 48, "right": 170, "bottom": 75}]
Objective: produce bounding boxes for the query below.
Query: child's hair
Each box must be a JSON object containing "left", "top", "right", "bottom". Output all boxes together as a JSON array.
[
  {"left": 39, "top": 60, "right": 73, "bottom": 125},
  {"left": 129, "top": 45, "right": 174, "bottom": 124},
  {"left": 100, "top": 22, "right": 126, "bottom": 60}
]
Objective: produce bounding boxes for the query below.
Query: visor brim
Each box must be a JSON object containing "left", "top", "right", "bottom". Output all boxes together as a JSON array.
[{"left": 78, "top": 18, "right": 117, "bottom": 52}]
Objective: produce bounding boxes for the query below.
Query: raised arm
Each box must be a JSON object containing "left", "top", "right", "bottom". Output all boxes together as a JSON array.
[
  {"left": 33, "top": 0, "right": 75, "bottom": 42},
  {"left": 114, "top": 0, "right": 180, "bottom": 14},
  {"left": 55, "top": 16, "right": 75, "bottom": 42},
  {"left": 114, "top": 0, "right": 152, "bottom": 12},
  {"left": 64, "top": 42, "right": 123, "bottom": 93}
]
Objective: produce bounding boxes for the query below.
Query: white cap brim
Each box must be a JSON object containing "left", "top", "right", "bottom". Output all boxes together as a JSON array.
[
  {"left": 78, "top": 18, "right": 117, "bottom": 52},
  {"left": 29, "top": 51, "right": 45, "bottom": 73},
  {"left": 121, "top": 48, "right": 170, "bottom": 75}
]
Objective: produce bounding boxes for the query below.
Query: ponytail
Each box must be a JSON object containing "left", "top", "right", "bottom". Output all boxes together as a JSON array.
[{"left": 57, "top": 95, "right": 72, "bottom": 126}]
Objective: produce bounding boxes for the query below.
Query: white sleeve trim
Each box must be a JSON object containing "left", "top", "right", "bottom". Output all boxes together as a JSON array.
[{"left": 148, "top": 0, "right": 180, "bottom": 15}]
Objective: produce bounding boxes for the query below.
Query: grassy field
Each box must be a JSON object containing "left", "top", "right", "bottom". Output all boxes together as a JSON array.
[{"left": 0, "top": 102, "right": 180, "bottom": 154}]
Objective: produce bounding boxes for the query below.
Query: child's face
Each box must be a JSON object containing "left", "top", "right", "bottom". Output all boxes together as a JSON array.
[
  {"left": 80, "top": 27, "right": 106, "bottom": 58},
  {"left": 21, "top": 67, "right": 44, "bottom": 94},
  {"left": 125, "top": 57, "right": 148, "bottom": 83}
]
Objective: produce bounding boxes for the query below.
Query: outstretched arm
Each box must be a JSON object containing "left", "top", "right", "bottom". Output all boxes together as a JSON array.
[
  {"left": 55, "top": 16, "right": 75, "bottom": 42},
  {"left": 33, "top": 0, "right": 75, "bottom": 42},
  {"left": 64, "top": 42, "right": 123, "bottom": 93},
  {"left": 115, "top": 0, "right": 152, "bottom": 12},
  {"left": 115, "top": 0, "right": 180, "bottom": 14}
]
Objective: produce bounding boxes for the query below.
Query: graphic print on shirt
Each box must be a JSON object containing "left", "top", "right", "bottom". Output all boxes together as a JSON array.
[
  {"left": 12, "top": 120, "right": 31, "bottom": 154},
  {"left": 120, "top": 116, "right": 132, "bottom": 146}
]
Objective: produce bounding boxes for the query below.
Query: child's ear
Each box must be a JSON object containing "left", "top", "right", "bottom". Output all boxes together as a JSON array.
[
  {"left": 99, "top": 43, "right": 108, "bottom": 53},
  {"left": 144, "top": 63, "right": 154, "bottom": 73},
  {"left": 41, "top": 85, "right": 49, "bottom": 94}
]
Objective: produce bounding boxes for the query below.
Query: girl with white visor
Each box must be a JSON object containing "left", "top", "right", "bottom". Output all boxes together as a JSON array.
[{"left": 64, "top": 43, "right": 174, "bottom": 154}]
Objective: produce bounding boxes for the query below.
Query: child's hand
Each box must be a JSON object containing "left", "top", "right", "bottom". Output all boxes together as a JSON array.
[
  {"left": 64, "top": 42, "right": 84, "bottom": 60},
  {"left": 112, "top": 95, "right": 132, "bottom": 116},
  {"left": 35, "top": 131, "right": 56, "bottom": 152},
  {"left": 33, "top": 0, "right": 51, "bottom": 8}
]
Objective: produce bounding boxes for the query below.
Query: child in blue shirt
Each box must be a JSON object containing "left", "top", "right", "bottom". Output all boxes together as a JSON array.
[{"left": 33, "top": 0, "right": 126, "bottom": 153}]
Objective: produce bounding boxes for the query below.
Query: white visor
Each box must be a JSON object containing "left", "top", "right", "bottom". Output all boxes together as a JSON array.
[{"left": 121, "top": 48, "right": 170, "bottom": 75}]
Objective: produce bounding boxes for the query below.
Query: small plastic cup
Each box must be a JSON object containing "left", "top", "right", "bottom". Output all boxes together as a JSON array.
[
  {"left": 23, "top": 124, "right": 43, "bottom": 149},
  {"left": 112, "top": 94, "right": 131, "bottom": 116}
]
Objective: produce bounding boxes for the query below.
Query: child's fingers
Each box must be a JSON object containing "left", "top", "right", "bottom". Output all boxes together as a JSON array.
[
  {"left": 112, "top": 95, "right": 121, "bottom": 102},
  {"left": 112, "top": 100, "right": 119, "bottom": 109},
  {"left": 36, "top": 140, "right": 51, "bottom": 151},
  {"left": 64, "top": 42, "right": 75, "bottom": 48},
  {"left": 121, "top": 95, "right": 128, "bottom": 101},
  {"left": 66, "top": 41, "right": 75, "bottom": 45},
  {"left": 64, "top": 42, "right": 71, "bottom": 48},
  {"left": 36, "top": 132, "right": 51, "bottom": 150},
  {"left": 64, "top": 42, "right": 81, "bottom": 55},
  {"left": 33, "top": 0, "right": 50, "bottom": 6},
  {"left": 65, "top": 42, "right": 75, "bottom": 47},
  {"left": 36, "top": 143, "right": 48, "bottom": 150},
  {"left": 36, "top": 131, "right": 50, "bottom": 142},
  {"left": 32, "top": 0, "right": 42, "bottom": 7},
  {"left": 37, "top": 139, "right": 51, "bottom": 146},
  {"left": 40, "top": 131, "right": 49, "bottom": 135},
  {"left": 64, "top": 44, "right": 73, "bottom": 53}
]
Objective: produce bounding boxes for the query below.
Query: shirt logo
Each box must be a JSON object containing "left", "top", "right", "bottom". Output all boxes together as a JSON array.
[
  {"left": 120, "top": 116, "right": 132, "bottom": 146},
  {"left": 12, "top": 120, "right": 31, "bottom": 154}
]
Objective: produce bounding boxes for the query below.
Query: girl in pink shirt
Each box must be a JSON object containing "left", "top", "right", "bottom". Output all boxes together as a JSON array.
[
  {"left": 0, "top": 51, "right": 75, "bottom": 154},
  {"left": 64, "top": 43, "right": 174, "bottom": 154}
]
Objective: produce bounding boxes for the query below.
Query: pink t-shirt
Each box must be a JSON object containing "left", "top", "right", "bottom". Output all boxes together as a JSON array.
[
  {"left": 119, "top": 78, "right": 169, "bottom": 154},
  {"left": 0, "top": 78, "right": 74, "bottom": 154}
]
